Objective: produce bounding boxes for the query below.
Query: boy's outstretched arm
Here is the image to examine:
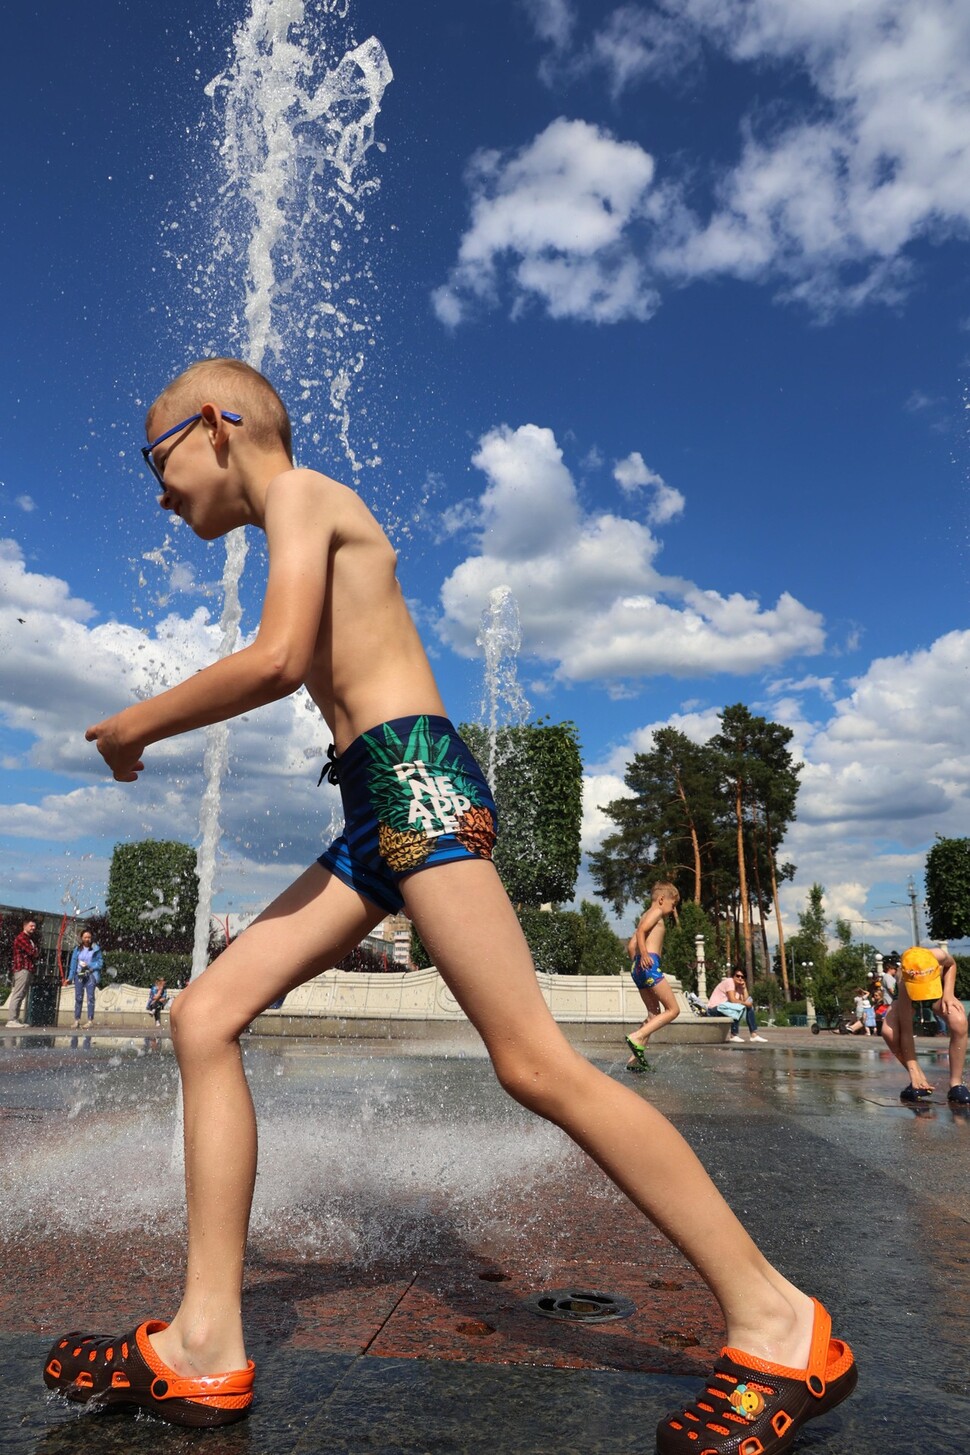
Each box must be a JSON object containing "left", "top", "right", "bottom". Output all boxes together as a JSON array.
[{"left": 86, "top": 472, "right": 333, "bottom": 781}]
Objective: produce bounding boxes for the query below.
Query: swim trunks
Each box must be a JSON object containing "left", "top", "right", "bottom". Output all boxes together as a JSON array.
[
  {"left": 631, "top": 951, "right": 663, "bottom": 990},
  {"left": 318, "top": 714, "right": 498, "bottom": 914}
]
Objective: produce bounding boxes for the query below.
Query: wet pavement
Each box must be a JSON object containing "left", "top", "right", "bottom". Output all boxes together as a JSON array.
[{"left": 1, "top": 1026, "right": 967, "bottom": 1453}]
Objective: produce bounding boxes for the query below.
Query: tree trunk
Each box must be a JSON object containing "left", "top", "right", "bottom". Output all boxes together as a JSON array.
[
  {"left": 749, "top": 816, "right": 771, "bottom": 972},
  {"left": 673, "top": 769, "right": 703, "bottom": 903},
  {"left": 765, "top": 807, "right": 791, "bottom": 1001},
  {"left": 734, "top": 779, "right": 754, "bottom": 979}
]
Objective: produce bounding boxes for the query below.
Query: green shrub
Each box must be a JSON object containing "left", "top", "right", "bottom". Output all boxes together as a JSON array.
[
  {"left": 516, "top": 907, "right": 581, "bottom": 974},
  {"left": 954, "top": 955, "right": 970, "bottom": 1000},
  {"left": 106, "top": 840, "right": 198, "bottom": 949},
  {"left": 101, "top": 950, "right": 191, "bottom": 989}
]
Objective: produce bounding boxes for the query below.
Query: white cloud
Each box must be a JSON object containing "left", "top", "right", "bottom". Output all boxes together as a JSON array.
[
  {"left": 521, "top": 0, "right": 577, "bottom": 51},
  {"left": 792, "top": 629, "right": 970, "bottom": 834},
  {"left": 432, "top": 118, "right": 660, "bottom": 325},
  {"left": 470, "top": 1, "right": 970, "bottom": 322},
  {"left": 438, "top": 423, "right": 824, "bottom": 684},
  {"left": 613, "top": 451, "right": 685, "bottom": 525},
  {"left": 766, "top": 673, "right": 836, "bottom": 700},
  {"left": 581, "top": 771, "right": 633, "bottom": 852},
  {"left": 15, "top": 495, "right": 35, "bottom": 513},
  {"left": 588, "top": 5, "right": 702, "bottom": 98}
]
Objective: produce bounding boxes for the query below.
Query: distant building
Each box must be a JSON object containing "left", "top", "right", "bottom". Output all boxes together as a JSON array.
[{"left": 362, "top": 913, "right": 414, "bottom": 970}]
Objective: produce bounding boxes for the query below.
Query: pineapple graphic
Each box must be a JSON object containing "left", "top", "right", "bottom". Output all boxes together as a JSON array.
[{"left": 364, "top": 717, "right": 495, "bottom": 871}]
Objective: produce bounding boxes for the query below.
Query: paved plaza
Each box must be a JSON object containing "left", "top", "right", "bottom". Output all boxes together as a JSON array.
[{"left": 1, "top": 1025, "right": 966, "bottom": 1454}]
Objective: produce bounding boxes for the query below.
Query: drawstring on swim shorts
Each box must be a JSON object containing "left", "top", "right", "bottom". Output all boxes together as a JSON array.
[{"left": 317, "top": 743, "right": 340, "bottom": 787}]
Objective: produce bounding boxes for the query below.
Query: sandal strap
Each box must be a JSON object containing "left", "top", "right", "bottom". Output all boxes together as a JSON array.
[
  {"left": 150, "top": 1366, "right": 256, "bottom": 1401},
  {"left": 805, "top": 1297, "right": 832, "bottom": 1396}
]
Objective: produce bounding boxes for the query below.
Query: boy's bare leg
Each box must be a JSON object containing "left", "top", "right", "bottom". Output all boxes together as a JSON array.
[
  {"left": 881, "top": 998, "right": 933, "bottom": 1090},
  {"left": 628, "top": 981, "right": 680, "bottom": 1049},
  {"left": 149, "top": 865, "right": 381, "bottom": 1378},
  {"left": 404, "top": 859, "right": 817, "bottom": 1369},
  {"left": 943, "top": 1003, "right": 968, "bottom": 1087}
]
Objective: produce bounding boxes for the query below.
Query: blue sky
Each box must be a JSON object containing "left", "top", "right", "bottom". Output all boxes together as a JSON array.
[{"left": 1, "top": 0, "right": 969, "bottom": 950}]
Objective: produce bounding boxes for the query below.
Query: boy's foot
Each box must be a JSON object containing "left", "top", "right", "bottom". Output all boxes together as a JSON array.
[
  {"left": 43, "top": 1319, "right": 255, "bottom": 1428},
  {"left": 900, "top": 1084, "right": 934, "bottom": 1103},
  {"left": 749, "top": 1034, "right": 768, "bottom": 1042},
  {"left": 727, "top": 1037, "right": 744, "bottom": 1046},
  {"left": 657, "top": 1298, "right": 856, "bottom": 1454},
  {"left": 947, "top": 1084, "right": 970, "bottom": 1106},
  {"left": 6, "top": 1019, "right": 24, "bottom": 1028},
  {"left": 83, "top": 1021, "right": 95, "bottom": 1029},
  {"left": 72, "top": 1020, "right": 81, "bottom": 1029},
  {"left": 625, "top": 1036, "right": 652, "bottom": 1072}
]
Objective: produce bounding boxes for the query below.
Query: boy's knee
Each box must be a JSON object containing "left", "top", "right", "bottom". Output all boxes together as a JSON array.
[
  {"left": 169, "top": 984, "right": 237, "bottom": 1053},
  {"left": 491, "top": 1040, "right": 587, "bottom": 1117}
]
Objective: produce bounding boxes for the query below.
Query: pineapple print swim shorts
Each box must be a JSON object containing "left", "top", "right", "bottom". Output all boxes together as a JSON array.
[{"left": 318, "top": 714, "right": 498, "bottom": 913}]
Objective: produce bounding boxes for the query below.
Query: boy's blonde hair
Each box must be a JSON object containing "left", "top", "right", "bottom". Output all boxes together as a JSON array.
[
  {"left": 147, "top": 358, "right": 293, "bottom": 462},
  {"left": 650, "top": 882, "right": 680, "bottom": 906}
]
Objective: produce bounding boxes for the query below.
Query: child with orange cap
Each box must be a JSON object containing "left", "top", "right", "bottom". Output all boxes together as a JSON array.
[{"left": 881, "top": 946, "right": 969, "bottom": 1105}]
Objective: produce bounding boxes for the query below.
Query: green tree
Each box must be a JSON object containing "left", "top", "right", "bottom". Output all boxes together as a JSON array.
[
  {"left": 710, "top": 705, "right": 761, "bottom": 980},
  {"left": 746, "top": 718, "right": 801, "bottom": 999},
  {"left": 106, "top": 840, "right": 199, "bottom": 951},
  {"left": 574, "top": 901, "right": 627, "bottom": 976},
  {"left": 824, "top": 918, "right": 877, "bottom": 1010},
  {"left": 786, "top": 883, "right": 828, "bottom": 1006},
  {"left": 925, "top": 837, "right": 970, "bottom": 940},
  {"left": 589, "top": 729, "right": 721, "bottom": 914},
  {"left": 460, "top": 720, "right": 582, "bottom": 906}
]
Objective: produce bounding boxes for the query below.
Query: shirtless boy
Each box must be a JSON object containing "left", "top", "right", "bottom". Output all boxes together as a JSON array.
[
  {"left": 43, "top": 359, "right": 856, "bottom": 1453},
  {"left": 624, "top": 882, "right": 680, "bottom": 1071},
  {"left": 882, "top": 945, "right": 969, "bottom": 1106}
]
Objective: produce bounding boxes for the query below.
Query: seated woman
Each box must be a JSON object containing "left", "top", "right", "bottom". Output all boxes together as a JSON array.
[{"left": 707, "top": 969, "right": 767, "bottom": 1044}]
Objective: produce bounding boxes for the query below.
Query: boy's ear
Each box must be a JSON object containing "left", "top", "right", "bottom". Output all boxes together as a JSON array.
[{"left": 200, "top": 401, "right": 232, "bottom": 449}]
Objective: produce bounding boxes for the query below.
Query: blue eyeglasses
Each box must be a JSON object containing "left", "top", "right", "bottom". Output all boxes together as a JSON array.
[{"left": 141, "top": 411, "right": 243, "bottom": 488}]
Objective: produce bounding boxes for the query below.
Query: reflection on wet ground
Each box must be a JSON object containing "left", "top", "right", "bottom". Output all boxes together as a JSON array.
[{"left": 1, "top": 1031, "right": 967, "bottom": 1453}]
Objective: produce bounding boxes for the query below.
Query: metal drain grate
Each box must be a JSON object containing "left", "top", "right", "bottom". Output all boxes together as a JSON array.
[{"left": 523, "top": 1288, "right": 636, "bottom": 1323}]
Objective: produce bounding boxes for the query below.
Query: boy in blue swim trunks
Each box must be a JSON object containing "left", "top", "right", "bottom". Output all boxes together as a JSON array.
[
  {"left": 47, "top": 359, "right": 855, "bottom": 1452},
  {"left": 625, "top": 882, "right": 680, "bottom": 1071}
]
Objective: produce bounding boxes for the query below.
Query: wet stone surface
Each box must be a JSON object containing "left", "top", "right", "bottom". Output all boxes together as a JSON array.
[{"left": 1, "top": 1029, "right": 967, "bottom": 1452}]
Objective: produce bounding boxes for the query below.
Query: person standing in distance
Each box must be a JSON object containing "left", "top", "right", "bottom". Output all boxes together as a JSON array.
[{"left": 5, "top": 917, "right": 38, "bottom": 1028}]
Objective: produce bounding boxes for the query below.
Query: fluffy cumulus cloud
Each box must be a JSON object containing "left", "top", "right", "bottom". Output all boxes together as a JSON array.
[
  {"left": 432, "top": 118, "right": 661, "bottom": 325},
  {"left": 438, "top": 423, "right": 824, "bottom": 684},
  {"left": 0, "top": 539, "right": 339, "bottom": 917},
  {"left": 613, "top": 452, "right": 685, "bottom": 525},
  {"left": 456, "top": 1, "right": 970, "bottom": 320}
]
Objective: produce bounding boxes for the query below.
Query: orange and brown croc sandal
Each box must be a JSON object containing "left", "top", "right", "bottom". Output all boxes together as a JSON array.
[
  {"left": 43, "top": 1319, "right": 255, "bottom": 1428},
  {"left": 656, "top": 1298, "right": 856, "bottom": 1454}
]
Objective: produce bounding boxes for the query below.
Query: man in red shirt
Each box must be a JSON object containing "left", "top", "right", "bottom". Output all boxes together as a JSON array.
[{"left": 5, "top": 917, "right": 39, "bottom": 1027}]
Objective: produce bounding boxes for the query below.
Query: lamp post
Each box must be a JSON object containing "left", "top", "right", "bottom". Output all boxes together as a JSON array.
[
  {"left": 695, "top": 933, "right": 707, "bottom": 1003},
  {"left": 802, "top": 962, "right": 815, "bottom": 1024}
]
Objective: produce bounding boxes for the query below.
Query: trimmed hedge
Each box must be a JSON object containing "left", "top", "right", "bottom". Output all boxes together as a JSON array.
[
  {"left": 410, "top": 904, "right": 625, "bottom": 977},
  {"left": 101, "top": 950, "right": 191, "bottom": 989}
]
